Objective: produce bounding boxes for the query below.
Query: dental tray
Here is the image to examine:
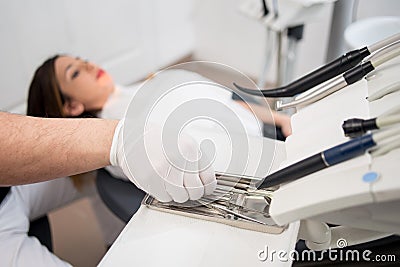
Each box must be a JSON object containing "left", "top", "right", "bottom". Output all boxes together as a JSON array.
[{"left": 142, "top": 173, "right": 288, "bottom": 234}]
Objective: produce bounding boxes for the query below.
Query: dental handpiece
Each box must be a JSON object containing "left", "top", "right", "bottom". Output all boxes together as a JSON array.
[
  {"left": 257, "top": 134, "right": 377, "bottom": 189},
  {"left": 276, "top": 40, "right": 400, "bottom": 110},
  {"left": 258, "top": 127, "right": 400, "bottom": 189},
  {"left": 233, "top": 32, "right": 400, "bottom": 98}
]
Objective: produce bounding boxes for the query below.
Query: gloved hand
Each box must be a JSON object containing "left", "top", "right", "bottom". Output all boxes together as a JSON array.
[{"left": 110, "top": 119, "right": 217, "bottom": 203}]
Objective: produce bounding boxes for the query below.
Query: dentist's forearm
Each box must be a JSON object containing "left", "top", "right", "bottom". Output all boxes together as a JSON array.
[{"left": 0, "top": 112, "right": 118, "bottom": 185}]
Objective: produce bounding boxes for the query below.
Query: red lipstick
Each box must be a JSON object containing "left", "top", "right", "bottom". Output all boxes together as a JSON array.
[{"left": 97, "top": 69, "right": 105, "bottom": 79}]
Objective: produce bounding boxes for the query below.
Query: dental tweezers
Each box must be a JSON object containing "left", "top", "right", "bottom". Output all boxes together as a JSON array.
[{"left": 197, "top": 199, "right": 267, "bottom": 225}]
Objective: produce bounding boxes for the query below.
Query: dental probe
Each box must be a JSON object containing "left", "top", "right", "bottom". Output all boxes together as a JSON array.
[
  {"left": 257, "top": 127, "right": 400, "bottom": 189},
  {"left": 233, "top": 33, "right": 400, "bottom": 98}
]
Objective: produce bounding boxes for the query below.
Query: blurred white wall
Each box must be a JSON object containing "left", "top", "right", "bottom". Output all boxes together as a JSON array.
[
  {"left": 192, "top": 0, "right": 399, "bottom": 85},
  {"left": 2, "top": 0, "right": 398, "bottom": 113},
  {"left": 356, "top": 0, "right": 400, "bottom": 19},
  {"left": 192, "top": 0, "right": 335, "bottom": 84},
  {"left": 326, "top": 0, "right": 400, "bottom": 60},
  {"left": 193, "top": 0, "right": 267, "bottom": 80},
  {"left": 0, "top": 0, "right": 194, "bottom": 113}
]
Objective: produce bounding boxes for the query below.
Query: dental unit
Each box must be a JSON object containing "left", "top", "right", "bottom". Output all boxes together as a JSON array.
[{"left": 146, "top": 33, "right": 400, "bottom": 251}]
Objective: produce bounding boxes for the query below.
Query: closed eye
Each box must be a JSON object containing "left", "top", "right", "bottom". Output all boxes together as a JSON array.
[{"left": 71, "top": 70, "right": 80, "bottom": 79}]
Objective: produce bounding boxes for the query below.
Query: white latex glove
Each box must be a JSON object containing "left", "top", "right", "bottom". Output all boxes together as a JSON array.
[{"left": 110, "top": 120, "right": 217, "bottom": 203}]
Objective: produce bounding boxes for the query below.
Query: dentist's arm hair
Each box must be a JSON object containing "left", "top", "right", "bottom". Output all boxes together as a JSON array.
[{"left": 0, "top": 112, "right": 118, "bottom": 185}]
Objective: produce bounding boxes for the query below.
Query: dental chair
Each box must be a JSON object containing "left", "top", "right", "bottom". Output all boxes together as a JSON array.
[
  {"left": 28, "top": 216, "right": 53, "bottom": 252},
  {"left": 96, "top": 168, "right": 146, "bottom": 223}
]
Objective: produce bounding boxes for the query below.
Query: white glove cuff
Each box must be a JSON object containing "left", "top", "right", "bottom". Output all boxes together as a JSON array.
[{"left": 110, "top": 119, "right": 124, "bottom": 166}]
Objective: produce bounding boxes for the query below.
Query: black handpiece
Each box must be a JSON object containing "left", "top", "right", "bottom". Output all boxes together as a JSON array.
[
  {"left": 234, "top": 47, "right": 371, "bottom": 97},
  {"left": 257, "top": 134, "right": 376, "bottom": 189}
]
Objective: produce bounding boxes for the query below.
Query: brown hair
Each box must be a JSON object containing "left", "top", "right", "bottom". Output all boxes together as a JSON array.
[
  {"left": 27, "top": 55, "right": 67, "bottom": 118},
  {"left": 27, "top": 55, "right": 95, "bottom": 189}
]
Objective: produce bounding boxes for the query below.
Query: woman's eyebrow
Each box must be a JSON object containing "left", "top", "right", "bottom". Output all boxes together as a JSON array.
[
  {"left": 64, "top": 64, "right": 73, "bottom": 79},
  {"left": 64, "top": 58, "right": 81, "bottom": 79}
]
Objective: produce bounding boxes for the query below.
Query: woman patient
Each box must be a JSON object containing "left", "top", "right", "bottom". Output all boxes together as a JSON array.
[{"left": 28, "top": 55, "right": 291, "bottom": 136}]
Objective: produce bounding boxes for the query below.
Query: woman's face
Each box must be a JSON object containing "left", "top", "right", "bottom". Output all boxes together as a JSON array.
[{"left": 55, "top": 56, "right": 115, "bottom": 114}]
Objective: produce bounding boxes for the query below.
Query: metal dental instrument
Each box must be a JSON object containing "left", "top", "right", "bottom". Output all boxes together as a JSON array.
[
  {"left": 275, "top": 40, "right": 400, "bottom": 110},
  {"left": 143, "top": 172, "right": 283, "bottom": 229},
  {"left": 257, "top": 127, "right": 400, "bottom": 189},
  {"left": 192, "top": 173, "right": 273, "bottom": 221},
  {"left": 201, "top": 196, "right": 270, "bottom": 218},
  {"left": 197, "top": 199, "right": 267, "bottom": 225},
  {"left": 233, "top": 33, "right": 400, "bottom": 98}
]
